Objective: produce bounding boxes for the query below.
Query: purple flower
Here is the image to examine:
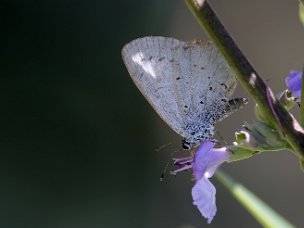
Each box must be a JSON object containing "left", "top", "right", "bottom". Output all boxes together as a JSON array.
[
  {"left": 285, "top": 70, "right": 302, "bottom": 99},
  {"left": 192, "top": 140, "right": 230, "bottom": 223},
  {"left": 170, "top": 140, "right": 230, "bottom": 223}
]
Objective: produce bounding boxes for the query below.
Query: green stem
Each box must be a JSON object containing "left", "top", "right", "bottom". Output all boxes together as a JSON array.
[
  {"left": 300, "top": 3, "right": 304, "bottom": 26},
  {"left": 215, "top": 170, "right": 295, "bottom": 228},
  {"left": 185, "top": 0, "right": 304, "bottom": 158}
]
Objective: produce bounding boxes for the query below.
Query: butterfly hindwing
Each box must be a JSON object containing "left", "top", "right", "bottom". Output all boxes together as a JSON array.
[{"left": 122, "top": 36, "right": 237, "bottom": 139}]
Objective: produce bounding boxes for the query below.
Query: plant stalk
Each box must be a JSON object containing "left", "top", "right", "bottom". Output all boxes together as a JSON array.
[{"left": 185, "top": 0, "right": 304, "bottom": 158}]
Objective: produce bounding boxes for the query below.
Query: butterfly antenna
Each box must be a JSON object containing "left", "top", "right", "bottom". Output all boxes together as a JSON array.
[
  {"left": 160, "top": 161, "right": 170, "bottom": 182},
  {"left": 155, "top": 142, "right": 172, "bottom": 152},
  {"left": 160, "top": 147, "right": 179, "bottom": 182}
]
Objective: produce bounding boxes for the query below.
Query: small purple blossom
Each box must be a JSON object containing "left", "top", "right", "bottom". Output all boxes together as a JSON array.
[
  {"left": 285, "top": 70, "right": 302, "bottom": 99},
  {"left": 192, "top": 140, "right": 230, "bottom": 223},
  {"left": 171, "top": 140, "right": 230, "bottom": 223}
]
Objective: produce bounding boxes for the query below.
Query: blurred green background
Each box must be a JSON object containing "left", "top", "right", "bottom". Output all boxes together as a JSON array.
[{"left": 1, "top": 0, "right": 304, "bottom": 227}]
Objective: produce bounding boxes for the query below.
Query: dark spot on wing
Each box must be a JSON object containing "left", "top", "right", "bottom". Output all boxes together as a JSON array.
[
  {"left": 149, "top": 56, "right": 153, "bottom": 60},
  {"left": 193, "top": 64, "right": 197, "bottom": 67},
  {"left": 176, "top": 77, "right": 181, "bottom": 80},
  {"left": 200, "top": 101, "right": 204, "bottom": 104},
  {"left": 209, "top": 86, "right": 213, "bottom": 91},
  {"left": 201, "top": 67, "right": 205, "bottom": 70},
  {"left": 221, "top": 98, "right": 227, "bottom": 102},
  {"left": 155, "top": 86, "right": 165, "bottom": 93},
  {"left": 184, "top": 105, "right": 188, "bottom": 108},
  {"left": 191, "top": 132, "right": 195, "bottom": 135},
  {"left": 221, "top": 83, "right": 227, "bottom": 90},
  {"left": 208, "top": 76, "right": 210, "bottom": 79},
  {"left": 158, "top": 57, "right": 165, "bottom": 61}
]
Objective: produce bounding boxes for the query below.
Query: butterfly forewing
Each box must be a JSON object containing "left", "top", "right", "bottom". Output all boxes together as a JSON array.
[{"left": 122, "top": 36, "right": 237, "bottom": 140}]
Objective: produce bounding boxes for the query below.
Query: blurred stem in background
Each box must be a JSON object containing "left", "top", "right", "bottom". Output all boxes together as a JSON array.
[
  {"left": 300, "top": 1, "right": 304, "bottom": 25},
  {"left": 215, "top": 171, "right": 295, "bottom": 228}
]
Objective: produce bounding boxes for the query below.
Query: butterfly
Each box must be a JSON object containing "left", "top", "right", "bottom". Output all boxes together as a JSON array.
[{"left": 122, "top": 36, "right": 247, "bottom": 149}]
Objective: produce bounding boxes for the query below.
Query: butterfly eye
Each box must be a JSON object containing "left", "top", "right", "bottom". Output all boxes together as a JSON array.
[{"left": 182, "top": 140, "right": 191, "bottom": 150}]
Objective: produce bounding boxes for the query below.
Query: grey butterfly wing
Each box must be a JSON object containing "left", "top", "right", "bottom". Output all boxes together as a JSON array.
[{"left": 122, "top": 36, "right": 237, "bottom": 138}]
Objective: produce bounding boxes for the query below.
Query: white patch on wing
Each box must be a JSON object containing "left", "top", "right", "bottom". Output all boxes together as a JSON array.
[{"left": 132, "top": 52, "right": 156, "bottom": 78}]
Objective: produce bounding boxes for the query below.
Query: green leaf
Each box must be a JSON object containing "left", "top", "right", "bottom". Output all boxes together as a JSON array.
[
  {"left": 215, "top": 171, "right": 295, "bottom": 228},
  {"left": 227, "top": 145, "right": 255, "bottom": 162}
]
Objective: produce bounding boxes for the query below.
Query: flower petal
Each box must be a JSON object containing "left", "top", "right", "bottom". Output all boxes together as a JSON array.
[
  {"left": 193, "top": 141, "right": 230, "bottom": 180},
  {"left": 192, "top": 177, "right": 216, "bottom": 224},
  {"left": 205, "top": 147, "right": 230, "bottom": 178},
  {"left": 191, "top": 140, "right": 231, "bottom": 223},
  {"left": 192, "top": 140, "right": 214, "bottom": 180},
  {"left": 285, "top": 70, "right": 302, "bottom": 98}
]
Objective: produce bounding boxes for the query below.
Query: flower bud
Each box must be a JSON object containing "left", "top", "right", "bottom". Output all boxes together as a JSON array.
[
  {"left": 277, "top": 90, "right": 297, "bottom": 110},
  {"left": 234, "top": 122, "right": 288, "bottom": 151}
]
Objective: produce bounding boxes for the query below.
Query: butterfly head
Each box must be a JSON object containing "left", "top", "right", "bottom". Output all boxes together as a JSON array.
[{"left": 182, "top": 139, "right": 192, "bottom": 150}]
